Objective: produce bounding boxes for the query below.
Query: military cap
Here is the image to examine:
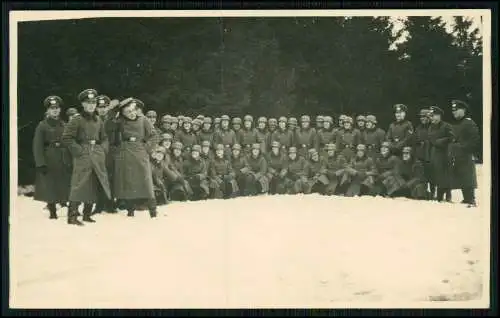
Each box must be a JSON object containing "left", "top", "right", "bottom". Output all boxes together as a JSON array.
[
  {"left": 170, "top": 116, "right": 179, "bottom": 123},
  {"left": 192, "top": 118, "right": 202, "bottom": 126},
  {"left": 221, "top": 115, "right": 230, "bottom": 121},
  {"left": 172, "top": 141, "right": 183, "bottom": 150},
  {"left": 203, "top": 117, "right": 212, "bottom": 124},
  {"left": 365, "top": 115, "right": 377, "bottom": 123},
  {"left": 78, "top": 88, "right": 98, "bottom": 103},
  {"left": 393, "top": 104, "right": 408, "bottom": 113},
  {"left": 244, "top": 115, "right": 253, "bottom": 122},
  {"left": 451, "top": 99, "right": 469, "bottom": 111},
  {"left": 146, "top": 110, "right": 157, "bottom": 117},
  {"left": 419, "top": 109, "right": 430, "bottom": 117},
  {"left": 183, "top": 117, "right": 193, "bottom": 124},
  {"left": 96, "top": 95, "right": 111, "bottom": 107},
  {"left": 232, "top": 117, "right": 242, "bottom": 124},
  {"left": 214, "top": 117, "right": 221, "bottom": 124},
  {"left": 271, "top": 141, "right": 281, "bottom": 148},
  {"left": 323, "top": 116, "right": 333, "bottom": 123},
  {"left": 288, "top": 147, "right": 298, "bottom": 153},
  {"left": 301, "top": 115, "right": 310, "bottom": 122},
  {"left": 66, "top": 107, "right": 78, "bottom": 117},
  {"left": 232, "top": 144, "right": 242, "bottom": 150},
  {"left": 288, "top": 117, "right": 298, "bottom": 125},
  {"left": 316, "top": 115, "right": 324, "bottom": 122},
  {"left": 343, "top": 116, "right": 353, "bottom": 123},
  {"left": 325, "top": 143, "right": 336, "bottom": 151},
  {"left": 155, "top": 146, "right": 167, "bottom": 154},
  {"left": 356, "top": 144, "right": 366, "bottom": 151},
  {"left": 356, "top": 115, "right": 366, "bottom": 121},
  {"left": 252, "top": 143, "right": 261, "bottom": 150},
  {"left": 268, "top": 118, "right": 278, "bottom": 125},
  {"left": 278, "top": 116, "right": 288, "bottom": 123},
  {"left": 161, "top": 133, "right": 173, "bottom": 140},
  {"left": 258, "top": 116, "right": 267, "bottom": 123},
  {"left": 429, "top": 106, "right": 444, "bottom": 116},
  {"left": 191, "top": 145, "right": 202, "bottom": 153},
  {"left": 201, "top": 140, "right": 211, "bottom": 147},
  {"left": 402, "top": 146, "right": 412, "bottom": 154},
  {"left": 120, "top": 98, "right": 144, "bottom": 110},
  {"left": 381, "top": 141, "right": 391, "bottom": 148},
  {"left": 43, "top": 95, "right": 63, "bottom": 108}
]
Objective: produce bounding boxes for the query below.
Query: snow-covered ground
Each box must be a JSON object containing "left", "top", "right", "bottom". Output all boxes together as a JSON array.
[{"left": 10, "top": 165, "right": 489, "bottom": 308}]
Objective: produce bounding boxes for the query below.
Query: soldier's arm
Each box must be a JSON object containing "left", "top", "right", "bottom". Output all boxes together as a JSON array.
[
  {"left": 98, "top": 120, "right": 109, "bottom": 153},
  {"left": 433, "top": 123, "right": 455, "bottom": 148},
  {"left": 460, "top": 119, "right": 480, "bottom": 154},
  {"left": 385, "top": 124, "right": 393, "bottom": 141},
  {"left": 62, "top": 116, "right": 83, "bottom": 157},
  {"left": 259, "top": 156, "right": 268, "bottom": 176},
  {"left": 32, "top": 122, "right": 47, "bottom": 167},
  {"left": 401, "top": 122, "right": 414, "bottom": 146},
  {"left": 319, "top": 158, "right": 328, "bottom": 175}
]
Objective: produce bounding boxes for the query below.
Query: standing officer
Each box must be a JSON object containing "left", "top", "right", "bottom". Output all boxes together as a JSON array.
[
  {"left": 62, "top": 89, "right": 111, "bottom": 225},
  {"left": 33, "top": 96, "right": 72, "bottom": 219},
  {"left": 449, "top": 100, "right": 480, "bottom": 207},
  {"left": 239, "top": 115, "right": 258, "bottom": 156},
  {"left": 413, "top": 108, "right": 433, "bottom": 198},
  {"left": 386, "top": 104, "right": 414, "bottom": 156},
  {"left": 294, "top": 115, "right": 317, "bottom": 158}
]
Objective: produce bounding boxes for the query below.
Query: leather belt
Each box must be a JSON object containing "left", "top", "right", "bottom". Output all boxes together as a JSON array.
[
  {"left": 125, "top": 137, "right": 141, "bottom": 142},
  {"left": 78, "top": 139, "right": 101, "bottom": 145},
  {"left": 44, "top": 141, "right": 62, "bottom": 148},
  {"left": 301, "top": 144, "right": 307, "bottom": 148}
]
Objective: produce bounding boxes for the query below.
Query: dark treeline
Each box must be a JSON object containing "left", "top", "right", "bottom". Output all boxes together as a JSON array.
[{"left": 17, "top": 16, "right": 483, "bottom": 185}]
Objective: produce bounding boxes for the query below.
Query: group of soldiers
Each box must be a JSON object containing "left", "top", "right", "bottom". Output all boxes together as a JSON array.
[{"left": 32, "top": 88, "right": 480, "bottom": 226}]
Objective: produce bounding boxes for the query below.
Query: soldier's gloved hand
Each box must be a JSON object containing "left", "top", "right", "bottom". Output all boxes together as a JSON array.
[{"left": 37, "top": 165, "right": 48, "bottom": 175}]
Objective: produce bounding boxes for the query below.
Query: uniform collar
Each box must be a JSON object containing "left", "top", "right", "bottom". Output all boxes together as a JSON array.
[{"left": 82, "top": 111, "right": 98, "bottom": 121}]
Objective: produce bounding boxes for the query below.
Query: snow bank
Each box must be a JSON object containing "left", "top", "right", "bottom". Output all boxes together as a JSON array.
[{"left": 10, "top": 165, "right": 489, "bottom": 308}]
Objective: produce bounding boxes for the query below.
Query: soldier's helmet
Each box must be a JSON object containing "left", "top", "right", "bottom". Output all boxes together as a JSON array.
[
  {"left": 402, "top": 146, "right": 412, "bottom": 154},
  {"left": 155, "top": 146, "right": 167, "bottom": 154},
  {"left": 196, "top": 115, "right": 205, "bottom": 121},
  {"left": 177, "top": 115, "right": 184, "bottom": 121},
  {"left": 192, "top": 118, "right": 202, "bottom": 126},
  {"left": 258, "top": 116, "right": 267, "bottom": 123},
  {"left": 232, "top": 144, "right": 242, "bottom": 151},
  {"left": 173, "top": 141, "right": 183, "bottom": 150},
  {"left": 381, "top": 141, "right": 391, "bottom": 148},
  {"left": 323, "top": 116, "right": 333, "bottom": 123},
  {"left": 244, "top": 115, "right": 253, "bottom": 122},
  {"left": 278, "top": 116, "right": 287, "bottom": 123},
  {"left": 221, "top": 115, "right": 230, "bottom": 122},
  {"left": 316, "top": 115, "right": 324, "bottom": 122},
  {"left": 301, "top": 115, "right": 310, "bottom": 122},
  {"left": 268, "top": 118, "right": 278, "bottom": 125},
  {"left": 356, "top": 115, "right": 366, "bottom": 122},
  {"left": 288, "top": 147, "right": 298, "bottom": 153},
  {"left": 232, "top": 117, "right": 242, "bottom": 124},
  {"left": 308, "top": 148, "right": 318, "bottom": 156},
  {"left": 170, "top": 116, "right": 179, "bottom": 123},
  {"left": 357, "top": 144, "right": 366, "bottom": 151},
  {"left": 214, "top": 117, "right": 221, "bottom": 124},
  {"left": 161, "top": 133, "right": 173, "bottom": 141},
  {"left": 393, "top": 103, "right": 408, "bottom": 113},
  {"left": 203, "top": 117, "right": 212, "bottom": 124},
  {"left": 271, "top": 141, "right": 281, "bottom": 148},
  {"left": 451, "top": 99, "right": 469, "bottom": 111},
  {"left": 162, "top": 114, "right": 171, "bottom": 123},
  {"left": 183, "top": 117, "right": 193, "bottom": 124},
  {"left": 343, "top": 116, "right": 353, "bottom": 124},
  {"left": 192, "top": 145, "right": 202, "bottom": 153},
  {"left": 326, "top": 143, "right": 336, "bottom": 151},
  {"left": 339, "top": 114, "right": 347, "bottom": 121},
  {"left": 365, "top": 115, "right": 377, "bottom": 123},
  {"left": 146, "top": 110, "right": 157, "bottom": 118},
  {"left": 252, "top": 143, "right": 261, "bottom": 150},
  {"left": 66, "top": 107, "right": 78, "bottom": 117},
  {"left": 96, "top": 95, "right": 111, "bottom": 107},
  {"left": 201, "top": 140, "right": 211, "bottom": 148},
  {"left": 288, "top": 117, "right": 298, "bottom": 125},
  {"left": 78, "top": 89, "right": 98, "bottom": 103},
  {"left": 215, "top": 144, "right": 225, "bottom": 151},
  {"left": 44, "top": 95, "right": 63, "bottom": 108}
]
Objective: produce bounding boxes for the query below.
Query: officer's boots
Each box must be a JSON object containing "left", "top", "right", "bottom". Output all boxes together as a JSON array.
[
  {"left": 67, "top": 202, "right": 84, "bottom": 226},
  {"left": 82, "top": 204, "right": 96, "bottom": 223},
  {"left": 47, "top": 203, "right": 57, "bottom": 220},
  {"left": 149, "top": 208, "right": 157, "bottom": 218}
]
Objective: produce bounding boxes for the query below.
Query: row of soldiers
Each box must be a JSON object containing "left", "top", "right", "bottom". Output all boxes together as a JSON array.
[{"left": 33, "top": 89, "right": 480, "bottom": 226}]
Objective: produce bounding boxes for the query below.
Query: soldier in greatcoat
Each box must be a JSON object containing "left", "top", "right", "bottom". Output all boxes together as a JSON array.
[
  {"left": 183, "top": 144, "right": 210, "bottom": 200},
  {"left": 232, "top": 117, "right": 243, "bottom": 136},
  {"left": 283, "top": 147, "right": 309, "bottom": 194},
  {"left": 192, "top": 118, "right": 203, "bottom": 136},
  {"left": 255, "top": 117, "right": 269, "bottom": 154},
  {"left": 287, "top": 117, "right": 298, "bottom": 134},
  {"left": 169, "top": 141, "right": 193, "bottom": 201},
  {"left": 113, "top": 98, "right": 157, "bottom": 218},
  {"left": 198, "top": 117, "right": 214, "bottom": 146},
  {"left": 145, "top": 110, "right": 162, "bottom": 146},
  {"left": 356, "top": 115, "right": 366, "bottom": 137},
  {"left": 336, "top": 116, "right": 361, "bottom": 162},
  {"left": 150, "top": 145, "right": 179, "bottom": 206},
  {"left": 32, "top": 95, "right": 72, "bottom": 219},
  {"left": 266, "top": 118, "right": 278, "bottom": 151},
  {"left": 427, "top": 106, "right": 455, "bottom": 202},
  {"left": 266, "top": 141, "right": 288, "bottom": 194},
  {"left": 305, "top": 148, "right": 329, "bottom": 194},
  {"left": 174, "top": 117, "right": 198, "bottom": 160},
  {"left": 294, "top": 115, "right": 317, "bottom": 158},
  {"left": 200, "top": 140, "right": 215, "bottom": 163},
  {"left": 386, "top": 104, "right": 414, "bottom": 156},
  {"left": 362, "top": 115, "right": 386, "bottom": 160},
  {"left": 62, "top": 89, "right": 111, "bottom": 225},
  {"left": 238, "top": 115, "right": 258, "bottom": 156},
  {"left": 343, "top": 144, "right": 377, "bottom": 197},
  {"left": 243, "top": 143, "right": 270, "bottom": 196},
  {"left": 397, "top": 146, "right": 429, "bottom": 200},
  {"left": 323, "top": 143, "right": 348, "bottom": 195},
  {"left": 315, "top": 115, "right": 324, "bottom": 131},
  {"left": 449, "top": 100, "right": 480, "bottom": 207},
  {"left": 315, "top": 115, "right": 336, "bottom": 156},
  {"left": 270, "top": 117, "right": 294, "bottom": 153},
  {"left": 230, "top": 144, "right": 251, "bottom": 194},
  {"left": 213, "top": 117, "right": 221, "bottom": 133},
  {"left": 412, "top": 108, "right": 434, "bottom": 198},
  {"left": 214, "top": 115, "right": 238, "bottom": 159},
  {"left": 208, "top": 144, "right": 239, "bottom": 199},
  {"left": 373, "top": 141, "right": 406, "bottom": 197}
]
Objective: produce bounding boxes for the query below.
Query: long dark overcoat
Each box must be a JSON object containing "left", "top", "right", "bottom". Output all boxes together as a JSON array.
[
  {"left": 427, "top": 121, "right": 455, "bottom": 188},
  {"left": 449, "top": 116, "right": 480, "bottom": 189}
]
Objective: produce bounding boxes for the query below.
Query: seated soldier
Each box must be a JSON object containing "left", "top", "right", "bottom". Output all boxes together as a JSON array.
[
  {"left": 305, "top": 148, "right": 329, "bottom": 194},
  {"left": 150, "top": 146, "right": 178, "bottom": 206},
  {"left": 336, "top": 116, "right": 361, "bottom": 162},
  {"left": 230, "top": 143, "right": 251, "bottom": 195},
  {"left": 170, "top": 141, "right": 193, "bottom": 201},
  {"left": 209, "top": 144, "right": 239, "bottom": 199},
  {"left": 243, "top": 143, "right": 270, "bottom": 196},
  {"left": 283, "top": 146, "right": 309, "bottom": 194},
  {"left": 183, "top": 145, "right": 210, "bottom": 201},
  {"left": 344, "top": 144, "right": 377, "bottom": 197},
  {"left": 159, "top": 132, "right": 173, "bottom": 157},
  {"left": 373, "top": 141, "right": 406, "bottom": 197},
  {"left": 396, "top": 146, "right": 429, "bottom": 200},
  {"left": 266, "top": 141, "right": 288, "bottom": 195},
  {"left": 200, "top": 140, "right": 214, "bottom": 163},
  {"left": 323, "top": 143, "right": 348, "bottom": 195}
]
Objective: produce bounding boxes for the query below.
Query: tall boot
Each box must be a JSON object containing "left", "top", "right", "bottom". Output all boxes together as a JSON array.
[
  {"left": 47, "top": 203, "right": 57, "bottom": 219},
  {"left": 67, "top": 202, "right": 84, "bottom": 226},
  {"left": 127, "top": 209, "right": 135, "bottom": 217},
  {"left": 93, "top": 202, "right": 104, "bottom": 215},
  {"left": 148, "top": 199, "right": 158, "bottom": 218},
  {"left": 436, "top": 188, "right": 445, "bottom": 202},
  {"left": 82, "top": 203, "right": 96, "bottom": 223}
]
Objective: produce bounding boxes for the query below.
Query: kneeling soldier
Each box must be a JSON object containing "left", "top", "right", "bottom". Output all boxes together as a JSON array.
[
  {"left": 266, "top": 141, "right": 288, "bottom": 194},
  {"left": 344, "top": 144, "right": 377, "bottom": 197},
  {"left": 323, "top": 143, "right": 348, "bottom": 195},
  {"left": 169, "top": 141, "right": 193, "bottom": 201},
  {"left": 183, "top": 145, "right": 210, "bottom": 200},
  {"left": 374, "top": 141, "right": 405, "bottom": 197},
  {"left": 283, "top": 147, "right": 309, "bottom": 194},
  {"left": 200, "top": 140, "right": 214, "bottom": 162},
  {"left": 209, "top": 144, "right": 239, "bottom": 199},
  {"left": 305, "top": 148, "right": 329, "bottom": 194},
  {"left": 243, "top": 143, "right": 270, "bottom": 196},
  {"left": 150, "top": 146, "right": 177, "bottom": 206},
  {"left": 230, "top": 144, "right": 251, "bottom": 194},
  {"left": 397, "top": 146, "right": 429, "bottom": 200}
]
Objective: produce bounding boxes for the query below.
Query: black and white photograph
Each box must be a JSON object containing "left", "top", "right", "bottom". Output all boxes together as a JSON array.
[{"left": 8, "top": 9, "right": 492, "bottom": 309}]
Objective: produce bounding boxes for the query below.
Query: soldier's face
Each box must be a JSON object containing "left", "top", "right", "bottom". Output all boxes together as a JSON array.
[
  {"left": 402, "top": 153, "right": 411, "bottom": 161},
  {"left": 269, "top": 122, "right": 277, "bottom": 130},
  {"left": 357, "top": 121, "right": 365, "bottom": 128},
  {"left": 272, "top": 147, "right": 279, "bottom": 155},
  {"left": 233, "top": 124, "right": 241, "bottom": 131},
  {"left": 202, "top": 146, "right": 209, "bottom": 154},
  {"left": 232, "top": 149, "right": 240, "bottom": 157},
  {"left": 289, "top": 123, "right": 296, "bottom": 130},
  {"left": 395, "top": 111, "right": 405, "bottom": 121},
  {"left": 431, "top": 114, "right": 441, "bottom": 124},
  {"left": 82, "top": 100, "right": 97, "bottom": 113},
  {"left": 452, "top": 108, "right": 465, "bottom": 119},
  {"left": 323, "top": 122, "right": 331, "bottom": 129},
  {"left": 171, "top": 123, "right": 178, "bottom": 130},
  {"left": 221, "top": 121, "right": 229, "bottom": 129},
  {"left": 173, "top": 149, "right": 182, "bottom": 157},
  {"left": 279, "top": 122, "right": 286, "bottom": 130},
  {"left": 289, "top": 152, "right": 297, "bottom": 160},
  {"left": 193, "top": 124, "right": 200, "bottom": 131},
  {"left": 339, "top": 120, "right": 343, "bottom": 127},
  {"left": 356, "top": 150, "right": 364, "bottom": 158},
  {"left": 162, "top": 140, "right": 172, "bottom": 149},
  {"left": 381, "top": 147, "right": 389, "bottom": 156},
  {"left": 258, "top": 122, "right": 266, "bottom": 130},
  {"left": 97, "top": 106, "right": 108, "bottom": 116},
  {"left": 366, "top": 122, "right": 374, "bottom": 129},
  {"left": 344, "top": 122, "right": 352, "bottom": 130},
  {"left": 152, "top": 152, "right": 164, "bottom": 161},
  {"left": 121, "top": 105, "right": 137, "bottom": 120},
  {"left": 192, "top": 151, "right": 200, "bottom": 159},
  {"left": 316, "top": 121, "right": 323, "bottom": 128},
  {"left": 216, "top": 149, "right": 224, "bottom": 158},
  {"left": 244, "top": 121, "right": 252, "bottom": 129},
  {"left": 183, "top": 122, "right": 192, "bottom": 131},
  {"left": 312, "top": 153, "right": 319, "bottom": 161},
  {"left": 252, "top": 149, "right": 260, "bottom": 157},
  {"left": 47, "top": 106, "right": 60, "bottom": 118},
  {"left": 420, "top": 116, "right": 429, "bottom": 124},
  {"left": 327, "top": 150, "right": 335, "bottom": 157},
  {"left": 301, "top": 122, "right": 309, "bottom": 129},
  {"left": 203, "top": 123, "right": 211, "bottom": 131},
  {"left": 136, "top": 108, "right": 144, "bottom": 116},
  {"left": 162, "top": 121, "right": 171, "bottom": 129}
]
